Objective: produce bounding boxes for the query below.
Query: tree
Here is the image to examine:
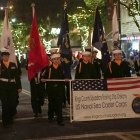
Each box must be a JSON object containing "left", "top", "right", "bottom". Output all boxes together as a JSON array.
[
  {"left": 68, "top": 0, "right": 106, "bottom": 50},
  {"left": 119, "top": 0, "right": 140, "bottom": 32}
]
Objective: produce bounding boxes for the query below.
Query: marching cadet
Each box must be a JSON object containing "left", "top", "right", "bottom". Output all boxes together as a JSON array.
[
  {"left": 30, "top": 71, "right": 45, "bottom": 118},
  {"left": 106, "top": 49, "right": 131, "bottom": 78},
  {"left": 41, "top": 53, "right": 65, "bottom": 126},
  {"left": 75, "top": 51, "right": 96, "bottom": 79},
  {"left": 60, "top": 46, "right": 72, "bottom": 106},
  {"left": 0, "top": 48, "right": 22, "bottom": 128},
  {"left": 92, "top": 49, "right": 103, "bottom": 79}
]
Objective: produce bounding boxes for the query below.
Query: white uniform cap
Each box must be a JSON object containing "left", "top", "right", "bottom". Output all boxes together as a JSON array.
[
  {"left": 112, "top": 49, "right": 122, "bottom": 54},
  {"left": 1, "top": 48, "right": 10, "bottom": 53},
  {"left": 1, "top": 48, "right": 10, "bottom": 55},
  {"left": 82, "top": 51, "right": 91, "bottom": 56},
  {"left": 50, "top": 53, "right": 60, "bottom": 59},
  {"left": 92, "top": 49, "right": 98, "bottom": 53}
]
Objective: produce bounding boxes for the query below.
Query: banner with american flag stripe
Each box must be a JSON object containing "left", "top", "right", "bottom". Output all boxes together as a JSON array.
[{"left": 71, "top": 78, "right": 140, "bottom": 122}]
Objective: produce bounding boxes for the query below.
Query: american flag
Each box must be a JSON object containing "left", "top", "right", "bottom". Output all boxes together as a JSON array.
[
  {"left": 72, "top": 79, "right": 107, "bottom": 91},
  {"left": 107, "top": 78, "right": 140, "bottom": 91},
  {"left": 72, "top": 78, "right": 140, "bottom": 91}
]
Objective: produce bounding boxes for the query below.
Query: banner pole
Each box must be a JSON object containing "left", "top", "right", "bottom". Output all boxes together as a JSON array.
[{"left": 69, "top": 80, "right": 73, "bottom": 122}]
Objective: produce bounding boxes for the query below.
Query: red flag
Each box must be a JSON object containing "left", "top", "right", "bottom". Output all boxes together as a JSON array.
[{"left": 28, "top": 7, "right": 49, "bottom": 81}]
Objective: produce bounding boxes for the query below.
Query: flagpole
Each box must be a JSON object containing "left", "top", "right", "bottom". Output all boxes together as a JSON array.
[
  {"left": 118, "top": 0, "right": 121, "bottom": 47},
  {"left": 31, "top": 3, "right": 35, "bottom": 18},
  {"left": 4, "top": 7, "right": 9, "bottom": 29}
]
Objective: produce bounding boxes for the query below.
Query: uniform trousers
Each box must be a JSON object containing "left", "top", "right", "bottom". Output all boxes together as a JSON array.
[
  {"left": 47, "top": 84, "right": 64, "bottom": 123},
  {"left": 30, "top": 82, "right": 44, "bottom": 115},
  {"left": 0, "top": 82, "right": 17, "bottom": 126}
]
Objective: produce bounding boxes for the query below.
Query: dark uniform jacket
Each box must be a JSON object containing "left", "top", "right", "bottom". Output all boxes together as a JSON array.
[
  {"left": 106, "top": 60, "right": 131, "bottom": 78},
  {"left": 0, "top": 61, "right": 22, "bottom": 90},
  {"left": 92, "top": 58, "right": 103, "bottom": 79},
  {"left": 75, "top": 61, "right": 97, "bottom": 79},
  {"left": 42, "top": 64, "right": 65, "bottom": 86}
]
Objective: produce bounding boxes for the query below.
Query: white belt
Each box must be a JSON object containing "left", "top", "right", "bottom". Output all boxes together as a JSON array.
[{"left": 0, "top": 78, "right": 15, "bottom": 82}]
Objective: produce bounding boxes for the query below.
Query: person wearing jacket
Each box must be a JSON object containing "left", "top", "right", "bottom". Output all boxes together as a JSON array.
[{"left": 0, "top": 48, "right": 22, "bottom": 128}]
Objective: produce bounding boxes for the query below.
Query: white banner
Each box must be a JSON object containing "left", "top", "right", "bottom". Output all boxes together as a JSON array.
[{"left": 72, "top": 89, "right": 140, "bottom": 121}]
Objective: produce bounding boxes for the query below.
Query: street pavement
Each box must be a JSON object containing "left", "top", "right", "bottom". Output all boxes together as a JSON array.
[{"left": 0, "top": 68, "right": 140, "bottom": 140}]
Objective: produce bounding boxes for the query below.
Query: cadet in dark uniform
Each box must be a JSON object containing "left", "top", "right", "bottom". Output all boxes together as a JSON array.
[
  {"left": 75, "top": 51, "right": 96, "bottom": 79},
  {"left": 60, "top": 42, "right": 72, "bottom": 106},
  {"left": 41, "top": 53, "right": 65, "bottom": 126},
  {"left": 106, "top": 49, "right": 131, "bottom": 78},
  {"left": 0, "top": 48, "right": 22, "bottom": 127},
  {"left": 92, "top": 49, "right": 103, "bottom": 79},
  {"left": 30, "top": 71, "right": 45, "bottom": 117}
]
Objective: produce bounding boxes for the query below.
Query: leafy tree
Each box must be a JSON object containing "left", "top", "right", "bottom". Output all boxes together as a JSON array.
[
  {"left": 68, "top": 0, "right": 106, "bottom": 50},
  {"left": 119, "top": 0, "right": 140, "bottom": 32}
]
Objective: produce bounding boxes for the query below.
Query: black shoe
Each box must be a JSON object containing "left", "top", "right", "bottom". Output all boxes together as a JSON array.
[
  {"left": 57, "top": 122, "right": 64, "bottom": 126},
  {"left": 34, "top": 113, "right": 38, "bottom": 118},
  {"left": 48, "top": 118, "right": 53, "bottom": 123},
  {"left": 38, "top": 113, "right": 42, "bottom": 117},
  {"left": 3, "top": 123, "right": 12, "bottom": 128}
]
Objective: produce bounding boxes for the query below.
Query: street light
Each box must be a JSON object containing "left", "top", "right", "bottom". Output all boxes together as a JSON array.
[
  {"left": 0, "top": 6, "right": 4, "bottom": 10},
  {"left": 11, "top": 17, "right": 16, "bottom": 23}
]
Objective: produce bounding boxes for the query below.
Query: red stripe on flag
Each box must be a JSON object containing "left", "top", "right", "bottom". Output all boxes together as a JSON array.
[
  {"left": 107, "top": 79, "right": 140, "bottom": 86},
  {"left": 107, "top": 78, "right": 140, "bottom": 91},
  {"left": 108, "top": 85, "right": 140, "bottom": 91}
]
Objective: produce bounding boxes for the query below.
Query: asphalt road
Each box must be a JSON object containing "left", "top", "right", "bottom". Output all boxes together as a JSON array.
[{"left": 0, "top": 68, "right": 140, "bottom": 140}]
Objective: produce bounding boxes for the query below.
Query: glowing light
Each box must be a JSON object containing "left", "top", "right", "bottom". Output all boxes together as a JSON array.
[{"left": 51, "top": 28, "right": 60, "bottom": 35}]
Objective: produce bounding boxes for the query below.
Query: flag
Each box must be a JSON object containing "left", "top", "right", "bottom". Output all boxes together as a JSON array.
[
  {"left": 92, "top": 6, "right": 104, "bottom": 50},
  {"left": 0, "top": 9, "right": 16, "bottom": 64},
  {"left": 92, "top": 7, "right": 110, "bottom": 73},
  {"left": 72, "top": 79, "right": 107, "bottom": 91},
  {"left": 57, "top": 0, "right": 72, "bottom": 79},
  {"left": 72, "top": 78, "right": 140, "bottom": 91},
  {"left": 107, "top": 78, "right": 140, "bottom": 91},
  {"left": 28, "top": 6, "right": 49, "bottom": 81},
  {"left": 57, "top": 1, "right": 70, "bottom": 49},
  {"left": 72, "top": 78, "right": 140, "bottom": 121},
  {"left": 112, "top": 5, "right": 119, "bottom": 47}
]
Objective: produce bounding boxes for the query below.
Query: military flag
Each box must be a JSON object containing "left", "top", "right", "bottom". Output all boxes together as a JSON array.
[
  {"left": 112, "top": 5, "right": 119, "bottom": 47},
  {"left": 57, "top": 0, "right": 72, "bottom": 79},
  {"left": 28, "top": 4, "right": 49, "bottom": 81},
  {"left": 92, "top": 6, "right": 104, "bottom": 50},
  {"left": 92, "top": 7, "right": 110, "bottom": 71},
  {"left": 0, "top": 8, "right": 17, "bottom": 64}
]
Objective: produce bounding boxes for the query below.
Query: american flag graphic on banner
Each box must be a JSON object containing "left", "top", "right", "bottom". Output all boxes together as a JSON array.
[
  {"left": 107, "top": 78, "right": 140, "bottom": 91},
  {"left": 72, "top": 79, "right": 107, "bottom": 91},
  {"left": 72, "top": 78, "right": 140, "bottom": 91}
]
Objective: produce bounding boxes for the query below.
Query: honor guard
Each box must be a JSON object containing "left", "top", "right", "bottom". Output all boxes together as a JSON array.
[
  {"left": 0, "top": 48, "right": 22, "bottom": 127},
  {"left": 107, "top": 49, "right": 131, "bottom": 78},
  {"left": 75, "top": 51, "right": 96, "bottom": 79},
  {"left": 41, "top": 53, "right": 65, "bottom": 126}
]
